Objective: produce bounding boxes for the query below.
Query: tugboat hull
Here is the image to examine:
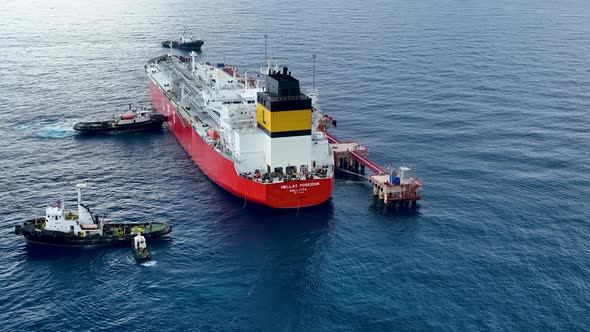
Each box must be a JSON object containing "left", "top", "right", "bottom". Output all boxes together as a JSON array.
[
  {"left": 73, "top": 114, "right": 166, "bottom": 134},
  {"left": 15, "top": 220, "right": 172, "bottom": 247},
  {"left": 161, "top": 40, "right": 204, "bottom": 51}
]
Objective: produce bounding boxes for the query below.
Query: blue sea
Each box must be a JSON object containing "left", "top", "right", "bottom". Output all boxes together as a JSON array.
[{"left": 1, "top": 0, "right": 590, "bottom": 330}]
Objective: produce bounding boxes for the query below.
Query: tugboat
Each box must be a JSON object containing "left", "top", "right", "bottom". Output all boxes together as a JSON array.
[
  {"left": 73, "top": 104, "right": 167, "bottom": 134},
  {"left": 14, "top": 183, "right": 172, "bottom": 247},
  {"left": 161, "top": 26, "right": 204, "bottom": 51},
  {"left": 132, "top": 233, "right": 151, "bottom": 261}
]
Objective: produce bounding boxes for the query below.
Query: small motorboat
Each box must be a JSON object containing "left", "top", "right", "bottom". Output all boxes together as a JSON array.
[
  {"left": 14, "top": 183, "right": 172, "bottom": 247},
  {"left": 132, "top": 233, "right": 151, "bottom": 261},
  {"left": 73, "top": 104, "right": 166, "bottom": 134},
  {"left": 161, "top": 26, "right": 204, "bottom": 51}
]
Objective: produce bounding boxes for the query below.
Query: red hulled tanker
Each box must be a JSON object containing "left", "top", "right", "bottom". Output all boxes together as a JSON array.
[{"left": 146, "top": 54, "right": 335, "bottom": 208}]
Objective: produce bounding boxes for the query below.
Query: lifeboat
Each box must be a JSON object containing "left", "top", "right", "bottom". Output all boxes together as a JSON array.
[
  {"left": 121, "top": 114, "right": 135, "bottom": 120},
  {"left": 80, "top": 224, "right": 98, "bottom": 230},
  {"left": 132, "top": 234, "right": 151, "bottom": 261},
  {"left": 207, "top": 128, "right": 220, "bottom": 140}
]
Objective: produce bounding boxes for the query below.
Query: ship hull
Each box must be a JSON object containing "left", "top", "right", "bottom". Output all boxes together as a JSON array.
[
  {"left": 148, "top": 80, "right": 334, "bottom": 209},
  {"left": 73, "top": 115, "right": 166, "bottom": 134},
  {"left": 161, "top": 40, "right": 204, "bottom": 51},
  {"left": 15, "top": 221, "right": 172, "bottom": 247}
]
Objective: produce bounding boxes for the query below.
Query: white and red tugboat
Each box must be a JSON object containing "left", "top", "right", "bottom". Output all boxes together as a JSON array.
[
  {"left": 146, "top": 52, "right": 335, "bottom": 209},
  {"left": 73, "top": 104, "right": 166, "bottom": 134}
]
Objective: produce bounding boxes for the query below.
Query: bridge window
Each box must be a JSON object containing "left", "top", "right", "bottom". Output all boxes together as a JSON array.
[
  {"left": 274, "top": 167, "right": 283, "bottom": 174},
  {"left": 286, "top": 166, "right": 296, "bottom": 175}
]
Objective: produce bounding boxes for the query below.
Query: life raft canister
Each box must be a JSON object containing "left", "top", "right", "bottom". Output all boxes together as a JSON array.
[{"left": 207, "top": 128, "right": 220, "bottom": 140}]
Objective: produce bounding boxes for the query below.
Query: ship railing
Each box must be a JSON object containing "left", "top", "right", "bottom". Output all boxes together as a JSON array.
[
  {"left": 161, "top": 61, "right": 195, "bottom": 86},
  {"left": 204, "top": 108, "right": 221, "bottom": 124},
  {"left": 238, "top": 164, "right": 334, "bottom": 184},
  {"left": 187, "top": 95, "right": 205, "bottom": 109},
  {"left": 265, "top": 94, "right": 310, "bottom": 102}
]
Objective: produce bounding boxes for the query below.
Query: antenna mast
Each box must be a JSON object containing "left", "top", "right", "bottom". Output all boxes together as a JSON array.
[
  {"left": 76, "top": 183, "right": 87, "bottom": 205},
  {"left": 264, "top": 34, "right": 268, "bottom": 63},
  {"left": 190, "top": 51, "right": 197, "bottom": 72},
  {"left": 244, "top": 71, "right": 248, "bottom": 91},
  {"left": 312, "top": 54, "right": 316, "bottom": 90}
]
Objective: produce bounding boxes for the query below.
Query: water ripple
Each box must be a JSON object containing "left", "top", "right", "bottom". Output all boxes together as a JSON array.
[{"left": 1, "top": 0, "right": 590, "bottom": 330}]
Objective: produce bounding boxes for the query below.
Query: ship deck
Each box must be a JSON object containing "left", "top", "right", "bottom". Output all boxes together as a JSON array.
[{"left": 147, "top": 57, "right": 218, "bottom": 133}]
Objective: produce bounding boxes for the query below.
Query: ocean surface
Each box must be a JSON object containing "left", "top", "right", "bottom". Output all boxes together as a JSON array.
[{"left": 1, "top": 0, "right": 590, "bottom": 330}]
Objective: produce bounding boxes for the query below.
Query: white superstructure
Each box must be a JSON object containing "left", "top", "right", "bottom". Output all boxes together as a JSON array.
[{"left": 43, "top": 183, "right": 102, "bottom": 236}]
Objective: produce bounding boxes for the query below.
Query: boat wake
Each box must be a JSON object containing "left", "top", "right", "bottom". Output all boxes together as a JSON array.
[
  {"left": 36, "top": 123, "right": 75, "bottom": 139},
  {"left": 16, "top": 122, "right": 75, "bottom": 139},
  {"left": 141, "top": 260, "right": 157, "bottom": 267}
]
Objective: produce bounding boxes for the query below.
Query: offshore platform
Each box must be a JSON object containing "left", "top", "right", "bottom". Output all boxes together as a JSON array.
[
  {"left": 319, "top": 114, "right": 422, "bottom": 208},
  {"left": 302, "top": 50, "right": 422, "bottom": 208}
]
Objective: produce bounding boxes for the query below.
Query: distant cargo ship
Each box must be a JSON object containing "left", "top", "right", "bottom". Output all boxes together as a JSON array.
[{"left": 145, "top": 52, "right": 334, "bottom": 209}]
